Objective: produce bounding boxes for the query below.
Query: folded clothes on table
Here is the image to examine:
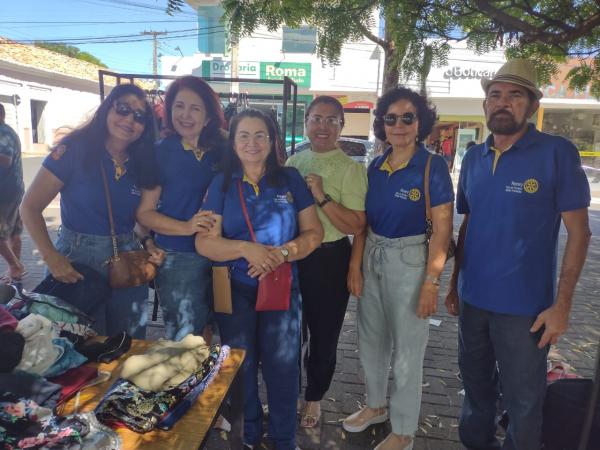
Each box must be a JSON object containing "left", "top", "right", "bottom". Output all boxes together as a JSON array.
[
  {"left": 119, "top": 334, "right": 209, "bottom": 391},
  {"left": 95, "top": 344, "right": 228, "bottom": 433}
]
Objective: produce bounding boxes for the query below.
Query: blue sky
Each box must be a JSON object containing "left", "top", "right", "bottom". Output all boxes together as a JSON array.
[{"left": 1, "top": 0, "right": 203, "bottom": 73}]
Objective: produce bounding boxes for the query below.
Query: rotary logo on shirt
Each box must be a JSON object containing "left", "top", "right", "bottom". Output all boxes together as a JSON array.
[
  {"left": 394, "top": 188, "right": 421, "bottom": 201},
  {"left": 275, "top": 192, "right": 294, "bottom": 204},
  {"left": 505, "top": 178, "right": 539, "bottom": 194}
]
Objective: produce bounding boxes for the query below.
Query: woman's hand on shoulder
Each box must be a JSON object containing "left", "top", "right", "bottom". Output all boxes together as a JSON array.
[
  {"left": 186, "top": 210, "right": 217, "bottom": 236},
  {"left": 416, "top": 281, "right": 439, "bottom": 319},
  {"left": 44, "top": 251, "right": 83, "bottom": 284}
]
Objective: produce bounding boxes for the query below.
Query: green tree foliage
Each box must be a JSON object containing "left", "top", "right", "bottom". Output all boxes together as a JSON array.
[
  {"left": 219, "top": 0, "right": 453, "bottom": 95},
  {"left": 167, "top": 0, "right": 600, "bottom": 97},
  {"left": 34, "top": 42, "right": 107, "bottom": 68},
  {"left": 447, "top": 0, "right": 600, "bottom": 98}
]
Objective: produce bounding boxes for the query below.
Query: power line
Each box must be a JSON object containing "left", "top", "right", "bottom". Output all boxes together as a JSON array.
[
  {"left": 0, "top": 30, "right": 221, "bottom": 46},
  {"left": 0, "top": 27, "right": 227, "bottom": 45}
]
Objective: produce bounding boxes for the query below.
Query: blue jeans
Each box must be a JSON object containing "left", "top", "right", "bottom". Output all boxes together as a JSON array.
[
  {"left": 216, "top": 278, "right": 301, "bottom": 450},
  {"left": 54, "top": 226, "right": 148, "bottom": 338},
  {"left": 155, "top": 251, "right": 212, "bottom": 341},
  {"left": 458, "top": 301, "right": 548, "bottom": 450}
]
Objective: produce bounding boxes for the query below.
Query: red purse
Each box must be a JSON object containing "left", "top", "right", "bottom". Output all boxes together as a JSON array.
[{"left": 237, "top": 180, "right": 291, "bottom": 311}]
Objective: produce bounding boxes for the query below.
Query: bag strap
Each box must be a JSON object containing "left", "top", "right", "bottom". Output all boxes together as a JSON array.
[
  {"left": 424, "top": 154, "right": 433, "bottom": 221},
  {"left": 99, "top": 164, "right": 119, "bottom": 259},
  {"left": 237, "top": 179, "right": 257, "bottom": 243}
]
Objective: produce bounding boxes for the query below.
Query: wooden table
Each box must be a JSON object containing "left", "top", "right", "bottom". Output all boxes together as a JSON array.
[{"left": 61, "top": 340, "right": 245, "bottom": 450}]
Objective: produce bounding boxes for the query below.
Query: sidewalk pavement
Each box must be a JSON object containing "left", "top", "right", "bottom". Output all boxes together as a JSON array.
[{"left": 2, "top": 222, "right": 599, "bottom": 450}]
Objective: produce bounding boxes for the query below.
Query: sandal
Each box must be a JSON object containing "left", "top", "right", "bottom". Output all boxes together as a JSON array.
[{"left": 300, "top": 401, "right": 321, "bottom": 428}]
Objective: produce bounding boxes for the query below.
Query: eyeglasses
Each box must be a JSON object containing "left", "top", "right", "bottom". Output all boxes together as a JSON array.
[
  {"left": 382, "top": 112, "right": 418, "bottom": 126},
  {"left": 114, "top": 102, "right": 146, "bottom": 125},
  {"left": 236, "top": 132, "right": 270, "bottom": 145},
  {"left": 307, "top": 115, "right": 342, "bottom": 126}
]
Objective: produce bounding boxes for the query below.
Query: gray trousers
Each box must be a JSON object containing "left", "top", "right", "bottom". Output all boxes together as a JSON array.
[{"left": 358, "top": 230, "right": 429, "bottom": 437}]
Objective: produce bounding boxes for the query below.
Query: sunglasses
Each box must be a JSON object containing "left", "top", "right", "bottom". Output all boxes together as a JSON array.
[
  {"left": 114, "top": 102, "right": 146, "bottom": 125},
  {"left": 382, "top": 112, "right": 417, "bottom": 126}
]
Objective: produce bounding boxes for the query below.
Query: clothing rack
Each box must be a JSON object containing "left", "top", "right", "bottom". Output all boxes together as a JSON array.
[{"left": 97, "top": 70, "right": 299, "bottom": 153}]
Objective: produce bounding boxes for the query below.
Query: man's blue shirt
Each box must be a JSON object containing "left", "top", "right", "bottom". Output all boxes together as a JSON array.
[{"left": 457, "top": 124, "right": 590, "bottom": 316}]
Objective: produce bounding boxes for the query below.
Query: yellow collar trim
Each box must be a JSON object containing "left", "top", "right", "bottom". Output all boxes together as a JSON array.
[
  {"left": 243, "top": 174, "right": 260, "bottom": 196},
  {"left": 380, "top": 155, "right": 409, "bottom": 175},
  {"left": 182, "top": 139, "right": 205, "bottom": 161},
  {"left": 490, "top": 145, "right": 512, "bottom": 174},
  {"left": 111, "top": 158, "right": 128, "bottom": 180}
]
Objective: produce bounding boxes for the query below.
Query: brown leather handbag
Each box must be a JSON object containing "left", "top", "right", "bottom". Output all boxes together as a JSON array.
[
  {"left": 100, "top": 164, "right": 157, "bottom": 289},
  {"left": 424, "top": 154, "right": 456, "bottom": 260}
]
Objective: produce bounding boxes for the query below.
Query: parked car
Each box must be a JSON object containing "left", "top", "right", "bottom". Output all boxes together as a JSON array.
[{"left": 287, "top": 137, "right": 374, "bottom": 166}]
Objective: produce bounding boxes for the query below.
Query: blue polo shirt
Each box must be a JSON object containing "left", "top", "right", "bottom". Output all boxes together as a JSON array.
[
  {"left": 457, "top": 124, "right": 591, "bottom": 316},
  {"left": 366, "top": 146, "right": 454, "bottom": 238},
  {"left": 202, "top": 167, "right": 314, "bottom": 287},
  {"left": 43, "top": 141, "right": 140, "bottom": 236},
  {"left": 154, "top": 135, "right": 222, "bottom": 252}
]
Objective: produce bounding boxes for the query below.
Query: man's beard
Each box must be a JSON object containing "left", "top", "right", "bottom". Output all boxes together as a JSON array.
[{"left": 487, "top": 110, "right": 527, "bottom": 135}]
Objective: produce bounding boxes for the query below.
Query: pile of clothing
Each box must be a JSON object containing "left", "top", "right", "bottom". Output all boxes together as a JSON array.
[
  {"left": 0, "top": 287, "right": 125, "bottom": 449},
  {"left": 1, "top": 285, "right": 230, "bottom": 448},
  {"left": 96, "top": 334, "right": 229, "bottom": 433}
]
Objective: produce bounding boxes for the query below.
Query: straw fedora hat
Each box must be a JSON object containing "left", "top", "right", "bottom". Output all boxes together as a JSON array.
[{"left": 481, "top": 58, "right": 543, "bottom": 100}]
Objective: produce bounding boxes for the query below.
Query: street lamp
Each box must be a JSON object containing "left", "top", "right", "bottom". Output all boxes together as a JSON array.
[{"left": 171, "top": 46, "right": 185, "bottom": 72}]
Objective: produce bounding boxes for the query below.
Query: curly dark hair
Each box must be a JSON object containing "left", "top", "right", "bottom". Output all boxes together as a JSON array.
[
  {"left": 305, "top": 95, "right": 345, "bottom": 128},
  {"left": 373, "top": 87, "right": 437, "bottom": 143},
  {"left": 221, "top": 109, "right": 287, "bottom": 192},
  {"left": 163, "top": 76, "right": 226, "bottom": 151},
  {"left": 59, "top": 83, "right": 158, "bottom": 189}
]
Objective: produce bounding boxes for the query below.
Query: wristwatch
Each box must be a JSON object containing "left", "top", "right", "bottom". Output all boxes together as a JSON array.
[
  {"left": 317, "top": 194, "right": 332, "bottom": 208},
  {"left": 280, "top": 247, "right": 290, "bottom": 262},
  {"left": 425, "top": 274, "right": 441, "bottom": 286}
]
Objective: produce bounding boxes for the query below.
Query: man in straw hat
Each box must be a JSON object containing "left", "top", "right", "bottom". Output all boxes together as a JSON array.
[{"left": 445, "top": 58, "right": 591, "bottom": 449}]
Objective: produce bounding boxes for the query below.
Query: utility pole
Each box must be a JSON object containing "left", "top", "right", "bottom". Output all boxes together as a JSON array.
[{"left": 141, "top": 30, "right": 167, "bottom": 87}]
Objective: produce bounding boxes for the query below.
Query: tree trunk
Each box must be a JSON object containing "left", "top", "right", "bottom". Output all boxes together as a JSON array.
[{"left": 381, "top": 46, "right": 400, "bottom": 94}]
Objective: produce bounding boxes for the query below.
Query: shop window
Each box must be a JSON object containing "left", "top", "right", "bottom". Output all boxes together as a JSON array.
[
  {"left": 542, "top": 109, "right": 599, "bottom": 151},
  {"left": 282, "top": 26, "right": 316, "bottom": 53}
]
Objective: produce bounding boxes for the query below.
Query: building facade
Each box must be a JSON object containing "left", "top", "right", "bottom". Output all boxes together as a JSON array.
[{"left": 0, "top": 38, "right": 104, "bottom": 154}]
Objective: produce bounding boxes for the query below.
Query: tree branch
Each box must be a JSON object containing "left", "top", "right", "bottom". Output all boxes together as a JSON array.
[
  {"left": 474, "top": 0, "right": 542, "bottom": 34},
  {"left": 353, "top": 17, "right": 387, "bottom": 48}
]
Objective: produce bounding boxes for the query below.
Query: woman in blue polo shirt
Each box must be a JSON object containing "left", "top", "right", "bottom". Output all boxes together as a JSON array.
[
  {"left": 20, "top": 83, "right": 163, "bottom": 338},
  {"left": 136, "top": 76, "right": 227, "bottom": 342},
  {"left": 196, "top": 109, "right": 323, "bottom": 450},
  {"left": 343, "top": 87, "right": 454, "bottom": 450}
]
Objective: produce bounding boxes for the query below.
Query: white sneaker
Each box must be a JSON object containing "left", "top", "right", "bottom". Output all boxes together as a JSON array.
[{"left": 342, "top": 407, "right": 388, "bottom": 433}]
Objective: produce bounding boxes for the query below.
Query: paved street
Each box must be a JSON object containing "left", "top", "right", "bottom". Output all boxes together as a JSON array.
[{"left": 2, "top": 155, "right": 599, "bottom": 449}]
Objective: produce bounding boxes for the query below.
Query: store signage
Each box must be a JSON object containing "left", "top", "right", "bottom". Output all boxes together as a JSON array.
[
  {"left": 199, "top": 60, "right": 311, "bottom": 87},
  {"left": 443, "top": 66, "right": 496, "bottom": 80},
  {"left": 260, "top": 62, "right": 311, "bottom": 87},
  {"left": 200, "top": 60, "right": 260, "bottom": 78}
]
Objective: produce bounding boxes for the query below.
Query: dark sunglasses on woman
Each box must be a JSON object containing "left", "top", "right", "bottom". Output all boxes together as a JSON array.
[
  {"left": 382, "top": 112, "right": 417, "bottom": 126},
  {"left": 114, "top": 102, "right": 146, "bottom": 125}
]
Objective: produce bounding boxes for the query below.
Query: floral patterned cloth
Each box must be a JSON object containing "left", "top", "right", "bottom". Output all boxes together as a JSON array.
[
  {"left": 0, "top": 392, "right": 119, "bottom": 449},
  {"left": 95, "top": 344, "right": 228, "bottom": 433}
]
